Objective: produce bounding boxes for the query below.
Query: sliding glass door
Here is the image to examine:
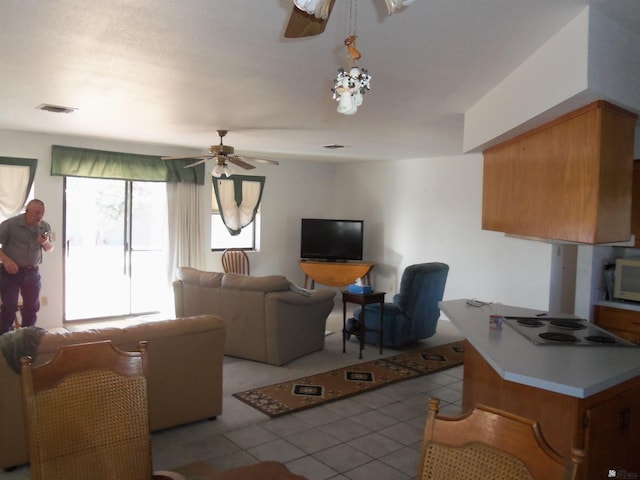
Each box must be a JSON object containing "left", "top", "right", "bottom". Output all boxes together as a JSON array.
[{"left": 64, "top": 177, "right": 168, "bottom": 321}]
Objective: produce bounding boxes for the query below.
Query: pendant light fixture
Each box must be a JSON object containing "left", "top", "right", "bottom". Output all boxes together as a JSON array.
[{"left": 331, "top": 0, "right": 371, "bottom": 115}]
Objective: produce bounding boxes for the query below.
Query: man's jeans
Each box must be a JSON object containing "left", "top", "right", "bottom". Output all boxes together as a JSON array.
[{"left": 0, "top": 266, "right": 41, "bottom": 334}]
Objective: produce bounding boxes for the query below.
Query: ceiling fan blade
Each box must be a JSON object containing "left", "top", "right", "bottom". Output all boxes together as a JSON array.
[
  {"left": 162, "top": 154, "right": 209, "bottom": 161},
  {"left": 227, "top": 157, "right": 256, "bottom": 170},
  {"left": 184, "top": 158, "right": 208, "bottom": 168},
  {"left": 284, "top": 0, "right": 336, "bottom": 38},
  {"left": 241, "top": 156, "right": 280, "bottom": 166}
]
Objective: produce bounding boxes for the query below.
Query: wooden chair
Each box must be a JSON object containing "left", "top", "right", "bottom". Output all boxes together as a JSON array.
[
  {"left": 20, "top": 340, "right": 185, "bottom": 480},
  {"left": 419, "top": 398, "right": 584, "bottom": 480},
  {"left": 221, "top": 248, "right": 250, "bottom": 275}
]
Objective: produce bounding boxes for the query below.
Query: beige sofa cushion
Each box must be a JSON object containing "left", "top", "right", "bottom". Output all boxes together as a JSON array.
[
  {"left": 221, "top": 273, "right": 290, "bottom": 292},
  {"left": 176, "top": 267, "right": 224, "bottom": 287}
]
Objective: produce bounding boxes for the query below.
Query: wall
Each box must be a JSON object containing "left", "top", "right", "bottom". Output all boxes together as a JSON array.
[
  {"left": 463, "top": 6, "right": 591, "bottom": 153},
  {"left": 219, "top": 158, "right": 338, "bottom": 283},
  {"left": 464, "top": 6, "right": 640, "bottom": 154},
  {"left": 0, "top": 129, "right": 340, "bottom": 328},
  {"left": 332, "top": 154, "right": 553, "bottom": 310},
  {"left": 0, "top": 129, "right": 554, "bottom": 331}
]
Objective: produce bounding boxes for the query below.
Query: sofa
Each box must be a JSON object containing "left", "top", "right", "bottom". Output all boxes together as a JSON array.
[
  {"left": 0, "top": 314, "right": 226, "bottom": 470},
  {"left": 173, "top": 267, "right": 336, "bottom": 366}
]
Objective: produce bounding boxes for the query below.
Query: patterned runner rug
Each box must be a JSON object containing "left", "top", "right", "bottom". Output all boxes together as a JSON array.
[{"left": 233, "top": 340, "right": 465, "bottom": 418}]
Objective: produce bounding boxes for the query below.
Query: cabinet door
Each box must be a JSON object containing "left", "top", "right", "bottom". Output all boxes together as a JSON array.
[
  {"left": 584, "top": 387, "right": 640, "bottom": 479},
  {"left": 594, "top": 305, "right": 640, "bottom": 345},
  {"left": 632, "top": 160, "right": 640, "bottom": 247},
  {"left": 482, "top": 101, "right": 636, "bottom": 244}
]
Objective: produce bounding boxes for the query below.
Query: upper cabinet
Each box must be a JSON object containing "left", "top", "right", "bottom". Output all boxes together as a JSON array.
[{"left": 482, "top": 101, "right": 637, "bottom": 244}]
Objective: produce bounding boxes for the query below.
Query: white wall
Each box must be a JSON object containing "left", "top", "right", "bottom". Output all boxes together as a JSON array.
[
  {"left": 464, "top": 6, "right": 640, "bottom": 154},
  {"left": 332, "top": 154, "right": 553, "bottom": 310},
  {"left": 0, "top": 129, "right": 212, "bottom": 329},
  {"left": 0, "top": 129, "right": 341, "bottom": 327},
  {"left": 463, "top": 7, "right": 591, "bottom": 153},
  {"left": 219, "top": 158, "right": 338, "bottom": 284},
  {"left": 1, "top": 129, "right": 554, "bottom": 331}
]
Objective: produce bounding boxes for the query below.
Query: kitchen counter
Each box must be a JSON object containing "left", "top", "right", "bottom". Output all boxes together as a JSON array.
[{"left": 439, "top": 299, "right": 640, "bottom": 398}]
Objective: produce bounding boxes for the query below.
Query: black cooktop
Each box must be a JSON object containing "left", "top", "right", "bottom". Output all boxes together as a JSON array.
[{"left": 502, "top": 316, "right": 637, "bottom": 346}]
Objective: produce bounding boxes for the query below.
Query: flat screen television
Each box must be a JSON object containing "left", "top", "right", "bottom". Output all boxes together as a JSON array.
[{"left": 300, "top": 218, "right": 364, "bottom": 262}]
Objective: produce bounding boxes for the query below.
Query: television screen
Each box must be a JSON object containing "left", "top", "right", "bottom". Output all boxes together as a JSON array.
[{"left": 300, "top": 218, "right": 363, "bottom": 261}]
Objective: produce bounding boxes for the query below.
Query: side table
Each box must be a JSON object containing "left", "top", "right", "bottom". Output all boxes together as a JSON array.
[{"left": 342, "top": 290, "right": 385, "bottom": 359}]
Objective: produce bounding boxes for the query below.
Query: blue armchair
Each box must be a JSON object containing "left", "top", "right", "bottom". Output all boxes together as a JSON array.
[{"left": 352, "top": 262, "right": 449, "bottom": 347}]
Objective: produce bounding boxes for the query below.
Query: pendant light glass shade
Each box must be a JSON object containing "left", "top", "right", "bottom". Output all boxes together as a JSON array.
[{"left": 212, "top": 162, "right": 234, "bottom": 178}]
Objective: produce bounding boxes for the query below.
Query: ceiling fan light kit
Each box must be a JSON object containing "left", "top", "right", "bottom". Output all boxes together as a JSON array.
[
  {"left": 293, "top": 0, "right": 332, "bottom": 19},
  {"left": 212, "top": 162, "right": 233, "bottom": 178},
  {"left": 287, "top": 0, "right": 416, "bottom": 114},
  {"left": 161, "top": 129, "right": 279, "bottom": 178}
]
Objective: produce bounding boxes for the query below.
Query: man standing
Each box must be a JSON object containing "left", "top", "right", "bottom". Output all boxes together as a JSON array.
[{"left": 0, "top": 199, "right": 54, "bottom": 334}]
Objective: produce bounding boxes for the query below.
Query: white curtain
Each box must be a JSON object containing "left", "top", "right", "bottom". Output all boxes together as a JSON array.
[
  {"left": 213, "top": 176, "right": 265, "bottom": 235},
  {"left": 0, "top": 163, "right": 34, "bottom": 221},
  {"left": 166, "top": 182, "right": 205, "bottom": 282}
]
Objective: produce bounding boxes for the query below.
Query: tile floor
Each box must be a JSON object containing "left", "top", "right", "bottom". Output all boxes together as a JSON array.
[
  {"left": 153, "top": 364, "right": 464, "bottom": 480},
  {"left": 3, "top": 310, "right": 464, "bottom": 480}
]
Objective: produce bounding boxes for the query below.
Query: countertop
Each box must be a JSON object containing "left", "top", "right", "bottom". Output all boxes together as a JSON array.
[
  {"left": 439, "top": 299, "right": 640, "bottom": 398},
  {"left": 596, "top": 300, "right": 640, "bottom": 312}
]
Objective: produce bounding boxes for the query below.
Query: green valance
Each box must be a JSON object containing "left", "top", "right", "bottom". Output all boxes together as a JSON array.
[{"left": 51, "top": 145, "right": 205, "bottom": 184}]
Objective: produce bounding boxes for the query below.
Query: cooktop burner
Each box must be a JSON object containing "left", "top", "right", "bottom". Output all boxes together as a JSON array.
[
  {"left": 584, "top": 335, "right": 618, "bottom": 344},
  {"left": 539, "top": 332, "right": 579, "bottom": 343},
  {"left": 517, "top": 318, "right": 544, "bottom": 327},
  {"left": 548, "top": 319, "right": 587, "bottom": 330},
  {"left": 501, "top": 316, "right": 637, "bottom": 347}
]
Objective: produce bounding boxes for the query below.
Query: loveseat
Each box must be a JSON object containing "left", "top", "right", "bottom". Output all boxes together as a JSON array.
[
  {"left": 173, "top": 267, "right": 336, "bottom": 366},
  {"left": 0, "top": 314, "right": 226, "bottom": 470}
]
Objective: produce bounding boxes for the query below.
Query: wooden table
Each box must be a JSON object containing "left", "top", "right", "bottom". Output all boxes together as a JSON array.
[
  {"left": 342, "top": 290, "right": 385, "bottom": 359},
  {"left": 298, "top": 260, "right": 375, "bottom": 288}
]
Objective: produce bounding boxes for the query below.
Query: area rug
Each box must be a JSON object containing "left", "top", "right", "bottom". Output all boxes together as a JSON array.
[{"left": 233, "top": 340, "right": 464, "bottom": 418}]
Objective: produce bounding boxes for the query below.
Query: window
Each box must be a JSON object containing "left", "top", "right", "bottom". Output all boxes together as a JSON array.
[
  {"left": 210, "top": 175, "right": 265, "bottom": 251},
  {"left": 64, "top": 177, "right": 169, "bottom": 321}
]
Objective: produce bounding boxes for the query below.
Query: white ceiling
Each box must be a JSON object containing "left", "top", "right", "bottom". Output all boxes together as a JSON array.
[{"left": 1, "top": 0, "right": 639, "bottom": 163}]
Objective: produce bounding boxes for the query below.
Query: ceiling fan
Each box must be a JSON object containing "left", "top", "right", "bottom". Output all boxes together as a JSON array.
[
  {"left": 284, "top": 0, "right": 415, "bottom": 38},
  {"left": 162, "top": 130, "right": 279, "bottom": 177}
]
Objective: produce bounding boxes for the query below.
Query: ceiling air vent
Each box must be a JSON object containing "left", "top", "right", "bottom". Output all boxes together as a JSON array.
[
  {"left": 37, "top": 104, "right": 77, "bottom": 114},
  {"left": 323, "top": 144, "right": 345, "bottom": 150}
]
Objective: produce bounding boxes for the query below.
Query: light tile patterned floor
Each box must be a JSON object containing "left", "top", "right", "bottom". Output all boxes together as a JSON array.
[{"left": 150, "top": 366, "right": 464, "bottom": 480}]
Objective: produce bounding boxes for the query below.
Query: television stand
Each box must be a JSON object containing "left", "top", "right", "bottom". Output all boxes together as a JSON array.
[{"left": 298, "top": 260, "right": 376, "bottom": 289}]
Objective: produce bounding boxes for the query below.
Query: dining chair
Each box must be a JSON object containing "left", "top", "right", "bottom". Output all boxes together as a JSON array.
[
  {"left": 221, "top": 248, "right": 250, "bottom": 275},
  {"left": 419, "top": 397, "right": 584, "bottom": 480},
  {"left": 20, "top": 340, "right": 185, "bottom": 480}
]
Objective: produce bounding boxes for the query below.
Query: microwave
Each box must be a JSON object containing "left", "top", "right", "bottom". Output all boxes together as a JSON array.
[{"left": 614, "top": 258, "right": 640, "bottom": 302}]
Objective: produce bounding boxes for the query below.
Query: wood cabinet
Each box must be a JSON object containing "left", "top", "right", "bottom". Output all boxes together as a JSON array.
[
  {"left": 482, "top": 100, "right": 637, "bottom": 244},
  {"left": 594, "top": 304, "right": 640, "bottom": 345},
  {"left": 584, "top": 385, "right": 640, "bottom": 479},
  {"left": 632, "top": 160, "right": 640, "bottom": 247},
  {"left": 463, "top": 341, "right": 640, "bottom": 479}
]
